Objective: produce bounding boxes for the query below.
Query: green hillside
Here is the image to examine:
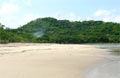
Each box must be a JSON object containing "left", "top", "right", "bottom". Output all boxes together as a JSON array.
[
  {"left": 0, "top": 23, "right": 34, "bottom": 43},
  {"left": 0, "top": 17, "right": 120, "bottom": 43}
]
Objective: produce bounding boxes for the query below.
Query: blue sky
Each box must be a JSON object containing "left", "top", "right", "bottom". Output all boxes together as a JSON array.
[{"left": 0, "top": 0, "right": 120, "bottom": 28}]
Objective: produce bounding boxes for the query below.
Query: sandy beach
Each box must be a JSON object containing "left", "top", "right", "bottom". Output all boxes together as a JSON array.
[{"left": 0, "top": 43, "right": 108, "bottom": 78}]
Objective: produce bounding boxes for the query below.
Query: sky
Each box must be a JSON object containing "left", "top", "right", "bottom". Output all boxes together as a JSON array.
[{"left": 0, "top": 0, "right": 120, "bottom": 28}]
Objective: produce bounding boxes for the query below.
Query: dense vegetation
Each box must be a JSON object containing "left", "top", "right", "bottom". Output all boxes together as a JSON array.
[
  {"left": 0, "top": 17, "right": 120, "bottom": 44},
  {"left": 0, "top": 23, "right": 35, "bottom": 43}
]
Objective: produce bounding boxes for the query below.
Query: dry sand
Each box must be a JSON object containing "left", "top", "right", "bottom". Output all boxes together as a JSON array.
[{"left": 0, "top": 43, "right": 108, "bottom": 78}]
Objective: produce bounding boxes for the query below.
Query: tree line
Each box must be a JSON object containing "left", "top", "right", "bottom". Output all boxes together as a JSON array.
[{"left": 0, "top": 17, "right": 120, "bottom": 44}]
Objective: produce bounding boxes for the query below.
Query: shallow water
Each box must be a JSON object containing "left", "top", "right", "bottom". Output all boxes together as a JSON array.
[
  {"left": 87, "top": 44, "right": 120, "bottom": 78},
  {"left": 96, "top": 44, "right": 120, "bottom": 55},
  {"left": 87, "top": 60, "right": 120, "bottom": 78}
]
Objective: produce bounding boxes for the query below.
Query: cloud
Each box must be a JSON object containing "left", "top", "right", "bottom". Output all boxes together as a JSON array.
[
  {"left": 0, "top": 0, "right": 20, "bottom": 28},
  {"left": 22, "top": 0, "right": 32, "bottom": 6},
  {"left": 114, "top": 16, "right": 120, "bottom": 22},
  {"left": 9, "top": 0, "right": 16, "bottom": 3},
  {"left": 103, "top": 17, "right": 111, "bottom": 22},
  {"left": 94, "top": 10, "right": 111, "bottom": 17},
  {"left": 0, "top": 2, "right": 19, "bottom": 15},
  {"left": 54, "top": 12, "right": 81, "bottom": 21},
  {"left": 0, "top": 14, "right": 40, "bottom": 28},
  {"left": 92, "top": 9, "right": 120, "bottom": 23},
  {"left": 23, "top": 14, "right": 41, "bottom": 24}
]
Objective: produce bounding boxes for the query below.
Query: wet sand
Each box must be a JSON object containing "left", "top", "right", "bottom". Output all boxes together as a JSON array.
[
  {"left": 0, "top": 43, "right": 108, "bottom": 78},
  {"left": 87, "top": 44, "right": 120, "bottom": 78}
]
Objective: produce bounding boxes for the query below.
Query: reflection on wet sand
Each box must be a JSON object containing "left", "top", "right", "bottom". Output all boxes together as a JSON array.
[{"left": 87, "top": 44, "right": 120, "bottom": 78}]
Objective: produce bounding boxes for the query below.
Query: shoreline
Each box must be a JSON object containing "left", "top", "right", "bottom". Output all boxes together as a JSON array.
[
  {"left": 86, "top": 44, "right": 120, "bottom": 78},
  {"left": 0, "top": 43, "right": 108, "bottom": 78}
]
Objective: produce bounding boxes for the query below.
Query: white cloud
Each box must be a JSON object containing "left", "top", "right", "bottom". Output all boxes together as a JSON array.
[
  {"left": 92, "top": 9, "right": 120, "bottom": 23},
  {"left": 0, "top": 16, "right": 17, "bottom": 28},
  {"left": 69, "top": 12, "right": 78, "bottom": 21},
  {"left": 103, "top": 17, "right": 111, "bottom": 22},
  {"left": 69, "top": 12, "right": 75, "bottom": 17},
  {"left": 94, "top": 10, "right": 111, "bottom": 17},
  {"left": 0, "top": 14, "right": 41, "bottom": 28},
  {"left": 0, "top": 1, "right": 20, "bottom": 28},
  {"left": 23, "top": 14, "right": 41, "bottom": 24},
  {"left": 86, "top": 17, "right": 91, "bottom": 20},
  {"left": 9, "top": 0, "right": 16, "bottom": 3},
  {"left": 54, "top": 12, "right": 81, "bottom": 21},
  {"left": 114, "top": 16, "right": 120, "bottom": 22},
  {"left": 22, "top": 0, "right": 32, "bottom": 6},
  {"left": 0, "top": 2, "right": 19, "bottom": 15},
  {"left": 54, "top": 10, "right": 120, "bottom": 23}
]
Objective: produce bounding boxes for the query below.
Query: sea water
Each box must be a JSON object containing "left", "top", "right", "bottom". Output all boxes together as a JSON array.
[{"left": 87, "top": 44, "right": 120, "bottom": 78}]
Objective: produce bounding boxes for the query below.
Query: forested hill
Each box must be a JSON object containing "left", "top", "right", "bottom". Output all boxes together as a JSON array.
[{"left": 0, "top": 17, "right": 120, "bottom": 43}]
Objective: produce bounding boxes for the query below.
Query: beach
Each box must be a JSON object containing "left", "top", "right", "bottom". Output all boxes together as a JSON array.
[{"left": 0, "top": 43, "right": 108, "bottom": 78}]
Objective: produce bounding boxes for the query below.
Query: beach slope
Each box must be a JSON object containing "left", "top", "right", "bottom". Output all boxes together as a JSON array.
[{"left": 0, "top": 43, "right": 107, "bottom": 78}]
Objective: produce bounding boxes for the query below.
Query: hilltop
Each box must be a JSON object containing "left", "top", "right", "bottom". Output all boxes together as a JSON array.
[{"left": 0, "top": 17, "right": 120, "bottom": 43}]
